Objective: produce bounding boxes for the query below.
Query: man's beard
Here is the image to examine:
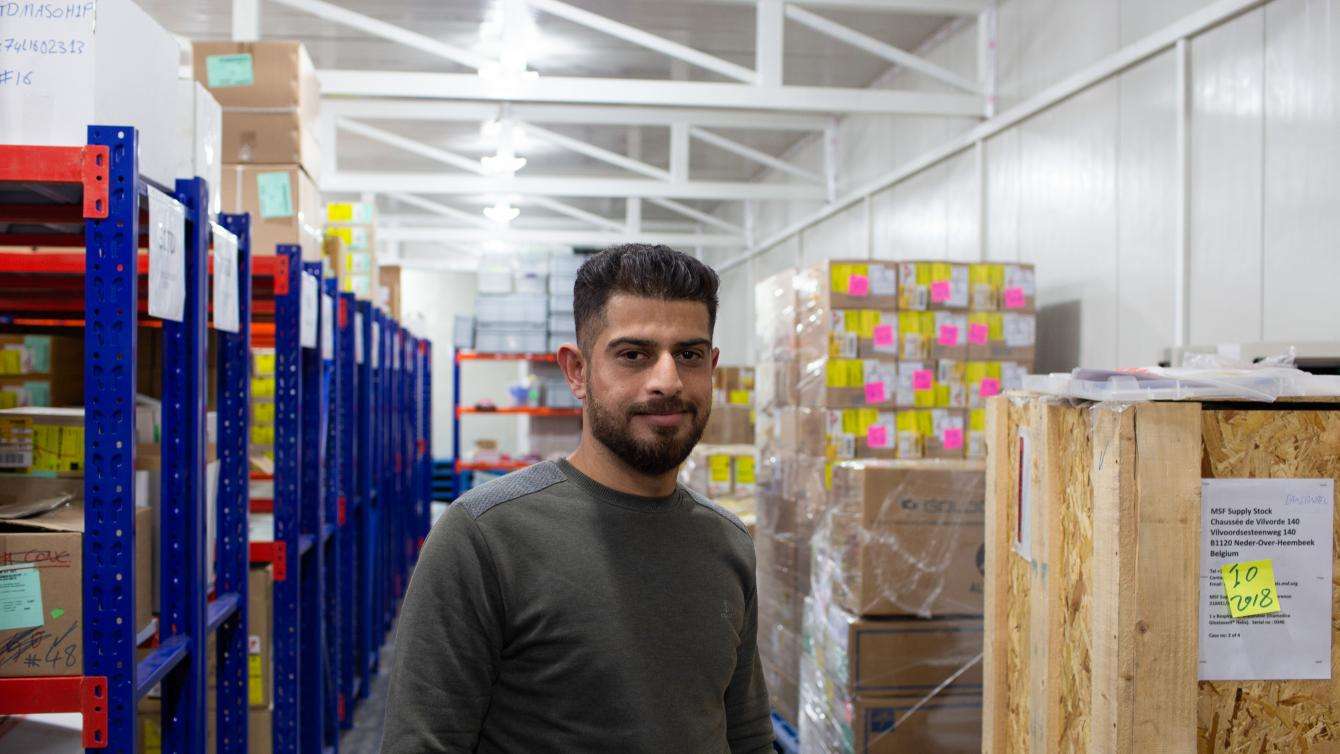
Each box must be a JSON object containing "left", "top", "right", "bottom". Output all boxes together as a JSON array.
[{"left": 585, "top": 385, "right": 708, "bottom": 477}]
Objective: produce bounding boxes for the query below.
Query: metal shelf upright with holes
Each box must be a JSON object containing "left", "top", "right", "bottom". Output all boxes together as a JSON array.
[{"left": 0, "top": 126, "right": 251, "bottom": 754}]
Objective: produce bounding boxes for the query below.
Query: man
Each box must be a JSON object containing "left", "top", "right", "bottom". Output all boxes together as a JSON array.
[{"left": 382, "top": 245, "right": 773, "bottom": 753}]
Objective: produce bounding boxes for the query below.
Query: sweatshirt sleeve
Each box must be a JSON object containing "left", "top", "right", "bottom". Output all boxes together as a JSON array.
[
  {"left": 381, "top": 503, "right": 507, "bottom": 753},
  {"left": 725, "top": 581, "right": 776, "bottom": 754}
]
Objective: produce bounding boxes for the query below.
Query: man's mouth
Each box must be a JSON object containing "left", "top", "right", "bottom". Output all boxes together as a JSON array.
[{"left": 637, "top": 411, "right": 687, "bottom": 428}]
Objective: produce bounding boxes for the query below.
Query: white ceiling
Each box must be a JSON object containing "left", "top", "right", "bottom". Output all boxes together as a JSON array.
[{"left": 140, "top": 0, "right": 955, "bottom": 228}]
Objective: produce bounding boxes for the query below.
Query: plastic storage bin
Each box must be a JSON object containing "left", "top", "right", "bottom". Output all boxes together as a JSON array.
[
  {"left": 476, "top": 294, "right": 548, "bottom": 325},
  {"left": 548, "top": 331, "right": 577, "bottom": 351},
  {"left": 453, "top": 315, "right": 474, "bottom": 349},
  {"left": 474, "top": 327, "right": 548, "bottom": 354},
  {"left": 515, "top": 271, "right": 548, "bottom": 295}
]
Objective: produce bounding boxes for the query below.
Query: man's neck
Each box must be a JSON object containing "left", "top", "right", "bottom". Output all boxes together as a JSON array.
[{"left": 566, "top": 439, "right": 679, "bottom": 498}]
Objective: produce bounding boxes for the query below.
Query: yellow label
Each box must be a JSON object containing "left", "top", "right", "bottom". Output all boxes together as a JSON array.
[
  {"left": 734, "top": 455, "right": 756, "bottom": 485},
  {"left": 142, "top": 713, "right": 163, "bottom": 754},
  {"left": 58, "top": 425, "right": 82, "bottom": 470},
  {"left": 0, "top": 390, "right": 16, "bottom": 410},
  {"left": 824, "top": 461, "right": 833, "bottom": 490},
  {"left": 896, "top": 411, "right": 918, "bottom": 433},
  {"left": 899, "top": 311, "right": 932, "bottom": 336},
  {"left": 254, "top": 352, "right": 276, "bottom": 375},
  {"left": 251, "top": 425, "right": 275, "bottom": 446},
  {"left": 931, "top": 261, "right": 951, "bottom": 283},
  {"left": 32, "top": 423, "right": 80, "bottom": 472},
  {"left": 969, "top": 263, "right": 994, "bottom": 286},
  {"left": 325, "top": 226, "right": 354, "bottom": 247},
  {"left": 988, "top": 312, "right": 1005, "bottom": 341},
  {"left": 251, "top": 378, "right": 276, "bottom": 398},
  {"left": 708, "top": 454, "right": 731, "bottom": 483},
  {"left": 914, "top": 263, "right": 932, "bottom": 285},
  {"left": 970, "top": 408, "right": 987, "bottom": 431},
  {"left": 249, "top": 654, "right": 265, "bottom": 705},
  {"left": 728, "top": 390, "right": 751, "bottom": 406},
  {"left": 830, "top": 264, "right": 852, "bottom": 295},
  {"left": 0, "top": 349, "right": 20, "bottom": 375},
  {"left": 826, "top": 359, "right": 863, "bottom": 389},
  {"left": 0, "top": 416, "right": 29, "bottom": 443},
  {"left": 1221, "top": 559, "right": 1280, "bottom": 619},
  {"left": 252, "top": 401, "right": 276, "bottom": 426},
  {"left": 326, "top": 202, "right": 355, "bottom": 223}
]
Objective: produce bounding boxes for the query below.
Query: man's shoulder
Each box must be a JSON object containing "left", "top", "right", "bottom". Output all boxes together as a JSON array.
[
  {"left": 682, "top": 486, "right": 751, "bottom": 539},
  {"left": 453, "top": 461, "right": 567, "bottom": 520}
]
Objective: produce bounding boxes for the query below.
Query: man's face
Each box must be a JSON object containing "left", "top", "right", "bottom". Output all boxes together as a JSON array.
[{"left": 579, "top": 294, "right": 718, "bottom": 476}]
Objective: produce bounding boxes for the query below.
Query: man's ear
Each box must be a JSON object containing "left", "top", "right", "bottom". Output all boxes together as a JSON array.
[
  {"left": 556, "top": 341, "right": 587, "bottom": 400},
  {"left": 711, "top": 346, "right": 720, "bottom": 370}
]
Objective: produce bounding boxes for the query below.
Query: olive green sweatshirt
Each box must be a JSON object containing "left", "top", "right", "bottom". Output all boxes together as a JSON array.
[{"left": 381, "top": 459, "right": 773, "bottom": 753}]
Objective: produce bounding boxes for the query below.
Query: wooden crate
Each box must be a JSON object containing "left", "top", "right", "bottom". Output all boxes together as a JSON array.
[{"left": 982, "top": 395, "right": 1340, "bottom": 753}]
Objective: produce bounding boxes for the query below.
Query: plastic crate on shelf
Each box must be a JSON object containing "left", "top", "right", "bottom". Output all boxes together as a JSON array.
[{"left": 476, "top": 293, "right": 547, "bottom": 325}]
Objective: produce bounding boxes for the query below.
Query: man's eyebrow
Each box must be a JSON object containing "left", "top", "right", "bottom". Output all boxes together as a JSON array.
[{"left": 604, "top": 337, "right": 712, "bottom": 350}]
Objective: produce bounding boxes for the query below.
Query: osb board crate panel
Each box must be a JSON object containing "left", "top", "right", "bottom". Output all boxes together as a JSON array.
[
  {"left": 1198, "top": 407, "right": 1340, "bottom": 754},
  {"left": 983, "top": 397, "right": 1094, "bottom": 753},
  {"left": 985, "top": 396, "right": 1340, "bottom": 754}
]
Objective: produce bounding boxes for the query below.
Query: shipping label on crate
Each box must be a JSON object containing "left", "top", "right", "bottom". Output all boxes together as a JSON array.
[
  {"left": 300, "top": 273, "right": 318, "bottom": 350},
  {"left": 1198, "top": 478, "right": 1334, "bottom": 681}
]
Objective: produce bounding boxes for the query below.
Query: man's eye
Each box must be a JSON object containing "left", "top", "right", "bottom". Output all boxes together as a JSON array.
[
  {"left": 619, "top": 351, "right": 645, "bottom": 361},
  {"left": 679, "top": 351, "right": 703, "bottom": 361}
]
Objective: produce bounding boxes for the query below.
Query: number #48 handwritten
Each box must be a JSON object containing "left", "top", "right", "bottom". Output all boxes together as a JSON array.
[{"left": 1221, "top": 559, "right": 1280, "bottom": 619}]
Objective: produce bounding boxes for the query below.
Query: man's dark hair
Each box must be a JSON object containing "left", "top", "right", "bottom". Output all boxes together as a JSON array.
[{"left": 573, "top": 244, "right": 719, "bottom": 351}]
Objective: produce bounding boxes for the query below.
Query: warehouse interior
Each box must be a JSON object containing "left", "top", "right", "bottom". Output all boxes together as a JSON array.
[{"left": 3, "top": 0, "right": 1340, "bottom": 752}]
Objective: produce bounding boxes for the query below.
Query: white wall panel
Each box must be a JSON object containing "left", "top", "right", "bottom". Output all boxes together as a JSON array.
[
  {"left": 1121, "top": 0, "right": 1220, "bottom": 44},
  {"left": 984, "top": 129, "right": 1022, "bottom": 263},
  {"left": 715, "top": 264, "right": 754, "bottom": 365},
  {"left": 1018, "top": 80, "right": 1120, "bottom": 372},
  {"left": 1116, "top": 50, "right": 1178, "bottom": 366},
  {"left": 800, "top": 202, "right": 867, "bottom": 263},
  {"left": 943, "top": 148, "right": 980, "bottom": 261},
  {"left": 1262, "top": 0, "right": 1340, "bottom": 341},
  {"left": 886, "top": 160, "right": 948, "bottom": 260},
  {"left": 1189, "top": 8, "right": 1264, "bottom": 345}
]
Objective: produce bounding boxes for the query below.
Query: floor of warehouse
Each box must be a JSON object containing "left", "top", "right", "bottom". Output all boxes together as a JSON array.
[{"left": 340, "top": 624, "right": 396, "bottom": 754}]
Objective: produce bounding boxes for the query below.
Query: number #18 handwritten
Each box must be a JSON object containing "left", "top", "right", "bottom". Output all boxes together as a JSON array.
[{"left": 1221, "top": 559, "right": 1280, "bottom": 619}]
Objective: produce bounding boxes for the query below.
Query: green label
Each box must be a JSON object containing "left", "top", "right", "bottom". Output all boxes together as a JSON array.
[
  {"left": 22, "top": 336, "right": 50, "bottom": 373},
  {"left": 205, "top": 53, "right": 255, "bottom": 88},
  {"left": 256, "top": 171, "right": 295, "bottom": 219},
  {"left": 23, "top": 381, "right": 51, "bottom": 407},
  {"left": 0, "top": 566, "right": 44, "bottom": 631}
]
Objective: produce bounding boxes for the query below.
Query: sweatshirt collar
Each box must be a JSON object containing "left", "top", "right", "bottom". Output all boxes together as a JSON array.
[{"left": 556, "top": 459, "right": 686, "bottom": 513}]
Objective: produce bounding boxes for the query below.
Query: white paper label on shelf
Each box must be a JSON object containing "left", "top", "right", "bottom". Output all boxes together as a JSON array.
[
  {"left": 211, "top": 224, "right": 240, "bottom": 333},
  {"left": 321, "top": 293, "right": 334, "bottom": 360},
  {"left": 147, "top": 187, "right": 186, "bottom": 322},
  {"left": 372, "top": 321, "right": 381, "bottom": 368},
  {"left": 300, "top": 274, "right": 318, "bottom": 349},
  {"left": 355, "top": 312, "right": 365, "bottom": 365},
  {"left": 869, "top": 265, "right": 897, "bottom": 296},
  {"left": 1199, "top": 478, "right": 1333, "bottom": 681}
]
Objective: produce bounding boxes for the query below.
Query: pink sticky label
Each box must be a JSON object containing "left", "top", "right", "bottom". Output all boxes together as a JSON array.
[
  {"left": 942, "top": 427, "right": 964, "bottom": 450},
  {"left": 864, "top": 381, "right": 887, "bottom": 404},
  {"left": 912, "top": 370, "right": 933, "bottom": 391},
  {"left": 938, "top": 324, "right": 959, "bottom": 346},
  {"left": 979, "top": 378, "right": 1002, "bottom": 397},
  {"left": 847, "top": 274, "right": 870, "bottom": 296},
  {"left": 1003, "top": 287, "right": 1026, "bottom": 309},
  {"left": 968, "top": 323, "right": 990, "bottom": 345},
  {"left": 867, "top": 424, "right": 889, "bottom": 448},
  {"left": 872, "top": 324, "right": 895, "bottom": 347},
  {"left": 930, "top": 280, "right": 951, "bottom": 303}
]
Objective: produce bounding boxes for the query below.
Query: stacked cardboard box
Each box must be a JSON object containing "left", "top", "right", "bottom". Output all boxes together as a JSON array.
[
  {"left": 324, "top": 201, "right": 378, "bottom": 301},
  {"left": 195, "top": 41, "right": 323, "bottom": 260},
  {"left": 756, "top": 260, "right": 1029, "bottom": 735},
  {"left": 679, "top": 443, "right": 757, "bottom": 531},
  {"left": 250, "top": 347, "right": 277, "bottom": 470},
  {"left": 0, "top": 335, "right": 82, "bottom": 408},
  {"left": 799, "top": 460, "right": 986, "bottom": 753}
]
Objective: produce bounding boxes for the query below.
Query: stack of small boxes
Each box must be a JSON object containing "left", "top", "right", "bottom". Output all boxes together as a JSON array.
[
  {"left": 324, "top": 201, "right": 378, "bottom": 303},
  {"left": 0, "top": 335, "right": 82, "bottom": 408},
  {"left": 752, "top": 259, "right": 1035, "bottom": 732},
  {"left": 250, "top": 348, "right": 277, "bottom": 470},
  {"left": 679, "top": 367, "right": 757, "bottom": 527},
  {"left": 473, "top": 253, "right": 549, "bottom": 354},
  {"left": 195, "top": 41, "right": 324, "bottom": 262},
  {"left": 547, "top": 253, "right": 581, "bottom": 351}
]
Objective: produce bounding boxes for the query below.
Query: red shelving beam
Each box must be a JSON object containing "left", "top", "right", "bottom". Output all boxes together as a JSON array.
[
  {"left": 455, "top": 350, "right": 557, "bottom": 363},
  {"left": 456, "top": 406, "right": 581, "bottom": 417}
]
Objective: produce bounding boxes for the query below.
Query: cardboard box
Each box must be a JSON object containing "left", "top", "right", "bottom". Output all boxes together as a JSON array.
[
  {"left": 175, "top": 80, "right": 224, "bottom": 216},
  {"left": 220, "top": 164, "right": 323, "bottom": 260},
  {"left": 0, "top": 406, "right": 85, "bottom": 474},
  {"left": 799, "top": 308, "right": 900, "bottom": 362},
  {"left": 379, "top": 265, "right": 402, "bottom": 320},
  {"left": 0, "top": 497, "right": 152, "bottom": 677},
  {"left": 823, "top": 460, "right": 985, "bottom": 617},
  {"left": 0, "top": 0, "right": 180, "bottom": 186},
  {"left": 893, "top": 409, "right": 966, "bottom": 460},
  {"left": 929, "top": 311, "right": 968, "bottom": 360},
  {"left": 700, "top": 404, "right": 753, "bottom": 445},
  {"left": 799, "top": 408, "right": 897, "bottom": 461},
  {"left": 798, "top": 357, "right": 896, "bottom": 409},
  {"left": 965, "top": 311, "right": 1036, "bottom": 363},
  {"left": 0, "top": 334, "right": 83, "bottom": 407},
  {"left": 898, "top": 261, "right": 970, "bottom": 311},
  {"left": 968, "top": 262, "right": 1036, "bottom": 311},
  {"left": 809, "top": 607, "right": 984, "bottom": 696},
  {"left": 250, "top": 708, "right": 273, "bottom": 754},
  {"left": 192, "top": 41, "right": 322, "bottom": 178},
  {"left": 754, "top": 360, "right": 798, "bottom": 411},
  {"left": 850, "top": 694, "right": 983, "bottom": 753},
  {"left": 755, "top": 269, "right": 799, "bottom": 362}
]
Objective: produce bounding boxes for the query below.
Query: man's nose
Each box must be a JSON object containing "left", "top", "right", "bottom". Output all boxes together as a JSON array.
[{"left": 645, "top": 351, "right": 684, "bottom": 396}]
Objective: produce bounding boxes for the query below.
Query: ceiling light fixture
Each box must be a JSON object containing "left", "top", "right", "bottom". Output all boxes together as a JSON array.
[
  {"left": 480, "top": 116, "right": 527, "bottom": 176},
  {"left": 484, "top": 200, "right": 521, "bottom": 225},
  {"left": 478, "top": 0, "right": 539, "bottom": 93}
]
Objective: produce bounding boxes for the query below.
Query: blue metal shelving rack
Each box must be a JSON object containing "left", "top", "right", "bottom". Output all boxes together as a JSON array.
[
  {"left": 336, "top": 292, "right": 356, "bottom": 728},
  {"left": 0, "top": 127, "right": 250, "bottom": 754}
]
